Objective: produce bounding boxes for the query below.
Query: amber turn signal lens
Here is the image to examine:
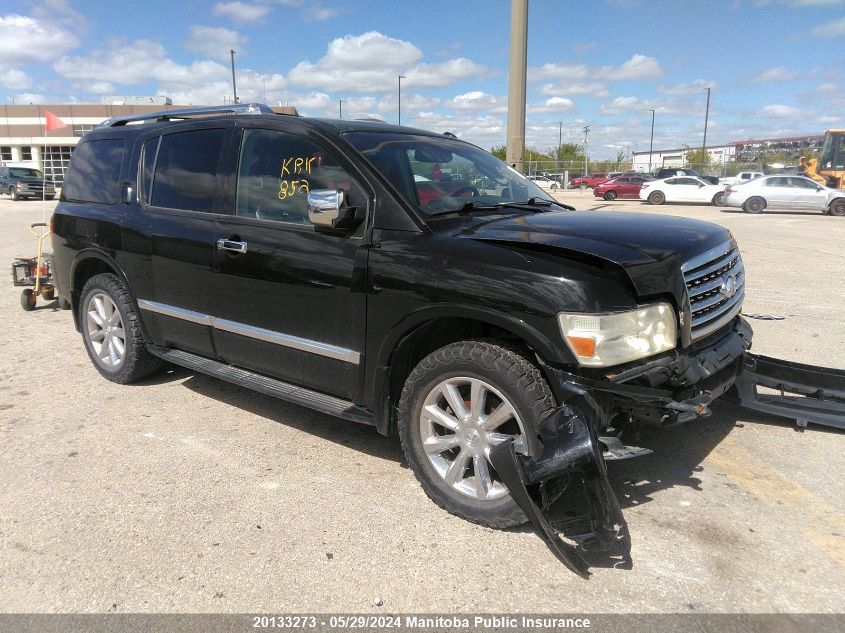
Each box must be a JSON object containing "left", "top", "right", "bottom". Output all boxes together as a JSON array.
[{"left": 565, "top": 336, "right": 596, "bottom": 359}]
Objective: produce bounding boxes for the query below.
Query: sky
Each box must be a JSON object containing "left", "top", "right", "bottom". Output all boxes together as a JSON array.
[{"left": 1, "top": 0, "right": 844, "bottom": 158}]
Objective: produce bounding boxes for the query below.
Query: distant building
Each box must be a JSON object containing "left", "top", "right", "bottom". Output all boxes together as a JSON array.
[
  {"left": 632, "top": 134, "right": 825, "bottom": 173},
  {"left": 0, "top": 99, "right": 298, "bottom": 183}
]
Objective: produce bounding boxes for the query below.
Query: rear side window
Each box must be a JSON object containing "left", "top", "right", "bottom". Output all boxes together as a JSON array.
[
  {"left": 62, "top": 139, "right": 125, "bottom": 204},
  {"left": 150, "top": 129, "right": 226, "bottom": 212}
]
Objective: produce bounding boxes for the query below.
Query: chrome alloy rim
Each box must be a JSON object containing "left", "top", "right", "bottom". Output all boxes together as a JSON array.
[
  {"left": 85, "top": 293, "right": 126, "bottom": 369},
  {"left": 419, "top": 377, "right": 526, "bottom": 501}
]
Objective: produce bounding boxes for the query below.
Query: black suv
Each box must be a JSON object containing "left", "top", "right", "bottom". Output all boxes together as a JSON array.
[
  {"left": 0, "top": 166, "right": 56, "bottom": 200},
  {"left": 653, "top": 167, "right": 719, "bottom": 185},
  {"left": 52, "top": 104, "right": 751, "bottom": 536}
]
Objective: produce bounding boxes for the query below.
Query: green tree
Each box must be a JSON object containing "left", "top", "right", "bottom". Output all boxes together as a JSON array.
[
  {"left": 489, "top": 145, "right": 553, "bottom": 162},
  {"left": 547, "top": 143, "right": 586, "bottom": 163},
  {"left": 490, "top": 145, "right": 506, "bottom": 160},
  {"left": 685, "top": 148, "right": 712, "bottom": 170}
]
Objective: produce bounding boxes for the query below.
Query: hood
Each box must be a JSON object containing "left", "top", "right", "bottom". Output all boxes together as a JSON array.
[{"left": 456, "top": 210, "right": 732, "bottom": 298}]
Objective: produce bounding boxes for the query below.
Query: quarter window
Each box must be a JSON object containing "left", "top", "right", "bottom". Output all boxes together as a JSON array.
[
  {"left": 236, "top": 128, "right": 364, "bottom": 225},
  {"left": 150, "top": 128, "right": 226, "bottom": 212},
  {"left": 62, "top": 139, "right": 125, "bottom": 204}
]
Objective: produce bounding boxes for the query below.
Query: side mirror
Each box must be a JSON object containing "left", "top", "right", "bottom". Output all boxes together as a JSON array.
[
  {"left": 307, "top": 189, "right": 363, "bottom": 231},
  {"left": 817, "top": 186, "right": 824, "bottom": 192}
]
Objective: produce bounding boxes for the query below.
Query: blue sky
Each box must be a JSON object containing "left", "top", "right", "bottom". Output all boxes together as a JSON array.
[{"left": 1, "top": 0, "right": 844, "bottom": 157}]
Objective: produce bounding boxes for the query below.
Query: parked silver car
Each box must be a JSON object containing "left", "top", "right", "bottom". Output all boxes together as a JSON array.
[{"left": 723, "top": 175, "right": 845, "bottom": 215}]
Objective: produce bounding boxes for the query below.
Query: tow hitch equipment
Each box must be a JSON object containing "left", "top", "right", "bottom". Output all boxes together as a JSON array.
[{"left": 493, "top": 353, "right": 844, "bottom": 576}]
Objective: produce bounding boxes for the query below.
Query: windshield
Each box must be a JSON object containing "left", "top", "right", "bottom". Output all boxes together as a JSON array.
[
  {"left": 820, "top": 132, "right": 844, "bottom": 170},
  {"left": 9, "top": 168, "right": 43, "bottom": 178},
  {"left": 345, "top": 131, "right": 555, "bottom": 216}
]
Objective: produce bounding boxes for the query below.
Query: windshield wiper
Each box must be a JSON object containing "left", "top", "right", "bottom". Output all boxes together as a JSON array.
[
  {"left": 426, "top": 201, "right": 502, "bottom": 217},
  {"left": 499, "top": 198, "right": 575, "bottom": 211}
]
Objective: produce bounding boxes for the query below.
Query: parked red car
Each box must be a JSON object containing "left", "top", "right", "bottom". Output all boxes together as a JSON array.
[
  {"left": 593, "top": 175, "right": 652, "bottom": 201},
  {"left": 570, "top": 173, "right": 607, "bottom": 189}
]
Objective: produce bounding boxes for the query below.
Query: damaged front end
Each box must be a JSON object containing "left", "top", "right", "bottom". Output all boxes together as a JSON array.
[{"left": 490, "top": 402, "right": 631, "bottom": 578}]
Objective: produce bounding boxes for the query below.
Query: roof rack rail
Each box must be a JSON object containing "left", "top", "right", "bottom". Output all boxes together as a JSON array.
[{"left": 102, "top": 103, "right": 276, "bottom": 127}]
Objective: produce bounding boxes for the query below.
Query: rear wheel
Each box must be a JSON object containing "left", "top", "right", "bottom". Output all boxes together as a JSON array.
[
  {"left": 398, "top": 340, "right": 555, "bottom": 528},
  {"left": 829, "top": 198, "right": 845, "bottom": 216},
  {"left": 743, "top": 197, "right": 766, "bottom": 214},
  {"left": 579, "top": 182, "right": 588, "bottom": 190},
  {"left": 648, "top": 191, "right": 665, "bottom": 205},
  {"left": 604, "top": 191, "right": 617, "bottom": 201},
  {"left": 79, "top": 273, "right": 161, "bottom": 383}
]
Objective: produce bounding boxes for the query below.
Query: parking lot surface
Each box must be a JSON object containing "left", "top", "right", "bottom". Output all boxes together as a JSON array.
[{"left": 0, "top": 195, "right": 843, "bottom": 613}]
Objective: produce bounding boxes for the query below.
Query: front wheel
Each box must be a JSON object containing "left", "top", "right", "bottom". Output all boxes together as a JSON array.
[
  {"left": 9, "top": 186, "right": 19, "bottom": 201},
  {"left": 79, "top": 273, "right": 161, "bottom": 383},
  {"left": 604, "top": 191, "right": 617, "bottom": 201},
  {"left": 712, "top": 192, "right": 726, "bottom": 206},
  {"left": 579, "top": 182, "right": 588, "bottom": 190},
  {"left": 398, "top": 340, "right": 555, "bottom": 528},
  {"left": 648, "top": 191, "right": 665, "bottom": 205},
  {"left": 829, "top": 198, "right": 845, "bottom": 216},
  {"left": 21, "top": 289, "right": 36, "bottom": 311}
]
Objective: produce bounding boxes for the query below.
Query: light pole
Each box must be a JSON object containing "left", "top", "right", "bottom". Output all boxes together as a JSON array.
[
  {"left": 229, "top": 49, "right": 238, "bottom": 104},
  {"left": 556, "top": 121, "right": 562, "bottom": 165},
  {"left": 583, "top": 125, "right": 590, "bottom": 176},
  {"left": 702, "top": 87, "right": 711, "bottom": 154},
  {"left": 397, "top": 74, "right": 406, "bottom": 125},
  {"left": 648, "top": 109, "right": 655, "bottom": 174},
  {"left": 339, "top": 99, "right": 343, "bottom": 119}
]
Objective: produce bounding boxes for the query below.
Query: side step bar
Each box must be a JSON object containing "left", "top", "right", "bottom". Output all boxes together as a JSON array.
[
  {"left": 149, "top": 347, "right": 375, "bottom": 427},
  {"left": 733, "top": 353, "right": 845, "bottom": 430}
]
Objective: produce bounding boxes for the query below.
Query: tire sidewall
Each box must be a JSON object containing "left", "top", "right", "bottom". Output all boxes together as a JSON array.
[{"left": 604, "top": 191, "right": 617, "bottom": 201}]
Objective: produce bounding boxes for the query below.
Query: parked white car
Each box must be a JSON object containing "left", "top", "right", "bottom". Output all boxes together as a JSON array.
[
  {"left": 528, "top": 175, "right": 560, "bottom": 191},
  {"left": 723, "top": 175, "right": 845, "bottom": 215},
  {"left": 639, "top": 176, "right": 726, "bottom": 206},
  {"left": 719, "top": 171, "right": 764, "bottom": 186}
]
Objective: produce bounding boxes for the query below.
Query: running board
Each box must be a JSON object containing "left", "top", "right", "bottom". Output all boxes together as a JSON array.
[
  {"left": 732, "top": 353, "right": 845, "bottom": 430},
  {"left": 149, "top": 347, "right": 375, "bottom": 426}
]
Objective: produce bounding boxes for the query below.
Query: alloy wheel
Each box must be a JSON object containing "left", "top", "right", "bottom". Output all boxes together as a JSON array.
[
  {"left": 419, "top": 377, "right": 525, "bottom": 501},
  {"left": 85, "top": 292, "right": 126, "bottom": 369}
]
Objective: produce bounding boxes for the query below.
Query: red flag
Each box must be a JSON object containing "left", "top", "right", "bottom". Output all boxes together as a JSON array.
[{"left": 45, "top": 111, "right": 66, "bottom": 131}]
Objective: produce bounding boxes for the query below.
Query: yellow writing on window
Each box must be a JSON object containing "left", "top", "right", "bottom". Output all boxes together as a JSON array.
[{"left": 278, "top": 156, "right": 316, "bottom": 200}]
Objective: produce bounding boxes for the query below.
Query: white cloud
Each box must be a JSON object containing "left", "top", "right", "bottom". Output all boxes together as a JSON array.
[
  {"left": 599, "top": 96, "right": 650, "bottom": 114},
  {"left": 0, "top": 67, "right": 31, "bottom": 91},
  {"left": 810, "top": 16, "right": 845, "bottom": 37},
  {"left": 817, "top": 82, "right": 838, "bottom": 93},
  {"left": 597, "top": 54, "right": 663, "bottom": 80},
  {"left": 53, "top": 38, "right": 285, "bottom": 104},
  {"left": 447, "top": 91, "right": 506, "bottom": 112},
  {"left": 540, "top": 81, "right": 609, "bottom": 98},
  {"left": 9, "top": 92, "right": 46, "bottom": 104},
  {"left": 751, "top": 66, "right": 800, "bottom": 82},
  {"left": 0, "top": 14, "right": 79, "bottom": 65},
  {"left": 186, "top": 26, "right": 247, "bottom": 61},
  {"left": 404, "top": 58, "right": 487, "bottom": 88},
  {"left": 759, "top": 104, "right": 802, "bottom": 118},
  {"left": 528, "top": 97, "right": 575, "bottom": 114},
  {"left": 410, "top": 111, "right": 505, "bottom": 147},
  {"left": 379, "top": 93, "right": 440, "bottom": 112},
  {"left": 288, "top": 31, "right": 486, "bottom": 92},
  {"left": 212, "top": 1, "right": 271, "bottom": 22},
  {"left": 529, "top": 54, "right": 662, "bottom": 82},
  {"left": 658, "top": 79, "right": 716, "bottom": 95}
]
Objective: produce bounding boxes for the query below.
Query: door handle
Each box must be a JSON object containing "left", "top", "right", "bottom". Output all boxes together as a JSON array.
[{"left": 217, "top": 239, "right": 248, "bottom": 254}]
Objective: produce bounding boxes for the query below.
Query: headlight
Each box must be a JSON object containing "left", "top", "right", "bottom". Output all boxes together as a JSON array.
[{"left": 558, "top": 302, "right": 677, "bottom": 367}]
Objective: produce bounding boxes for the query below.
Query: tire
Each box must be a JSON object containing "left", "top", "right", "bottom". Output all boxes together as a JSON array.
[
  {"left": 604, "top": 191, "right": 617, "bottom": 201},
  {"left": 648, "top": 191, "right": 665, "bottom": 205},
  {"left": 398, "top": 340, "right": 556, "bottom": 528},
  {"left": 550, "top": 183, "right": 558, "bottom": 191},
  {"left": 743, "top": 197, "right": 766, "bottom": 214},
  {"left": 78, "top": 273, "right": 161, "bottom": 384},
  {"left": 9, "top": 186, "right": 19, "bottom": 201},
  {"left": 21, "top": 289, "right": 36, "bottom": 311},
  {"left": 829, "top": 198, "right": 845, "bottom": 216},
  {"left": 579, "top": 182, "right": 588, "bottom": 190},
  {"left": 712, "top": 192, "right": 726, "bottom": 206}
]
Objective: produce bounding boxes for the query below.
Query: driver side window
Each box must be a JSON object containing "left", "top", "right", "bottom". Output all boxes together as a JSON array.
[{"left": 236, "top": 129, "right": 365, "bottom": 225}]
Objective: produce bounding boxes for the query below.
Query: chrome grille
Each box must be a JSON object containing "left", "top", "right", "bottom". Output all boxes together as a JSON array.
[{"left": 682, "top": 241, "right": 745, "bottom": 340}]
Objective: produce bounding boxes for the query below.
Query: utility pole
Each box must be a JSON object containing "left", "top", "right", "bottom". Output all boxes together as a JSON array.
[
  {"left": 557, "top": 121, "right": 562, "bottom": 162},
  {"left": 397, "top": 75, "right": 406, "bottom": 125},
  {"left": 229, "top": 49, "right": 238, "bottom": 104},
  {"left": 583, "top": 125, "right": 590, "bottom": 176},
  {"left": 339, "top": 99, "right": 343, "bottom": 119},
  {"left": 648, "top": 109, "right": 655, "bottom": 174},
  {"left": 505, "top": 0, "right": 528, "bottom": 173},
  {"left": 702, "top": 87, "right": 711, "bottom": 154}
]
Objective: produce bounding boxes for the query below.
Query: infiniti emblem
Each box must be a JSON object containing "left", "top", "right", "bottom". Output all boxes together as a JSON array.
[{"left": 719, "top": 273, "right": 737, "bottom": 299}]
